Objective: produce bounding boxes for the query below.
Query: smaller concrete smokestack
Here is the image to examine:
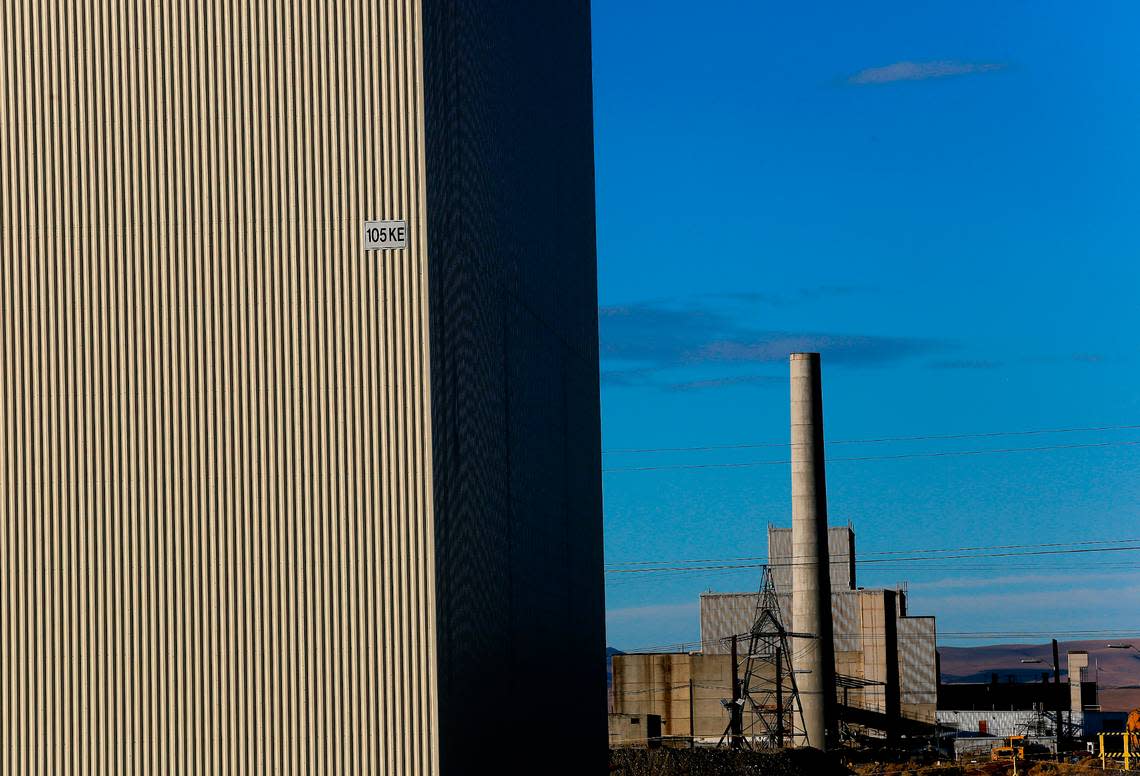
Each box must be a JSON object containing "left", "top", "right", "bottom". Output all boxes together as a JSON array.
[{"left": 789, "top": 353, "right": 837, "bottom": 749}]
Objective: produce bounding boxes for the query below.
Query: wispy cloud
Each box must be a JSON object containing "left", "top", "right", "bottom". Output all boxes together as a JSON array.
[
  {"left": 928, "top": 358, "right": 1004, "bottom": 370},
  {"left": 606, "top": 601, "right": 699, "bottom": 624},
  {"left": 919, "top": 582, "right": 1140, "bottom": 615},
  {"left": 848, "top": 60, "right": 1007, "bottom": 85},
  {"left": 692, "top": 333, "right": 938, "bottom": 366},
  {"left": 603, "top": 368, "right": 782, "bottom": 392},
  {"left": 1023, "top": 352, "right": 1111, "bottom": 366},
  {"left": 907, "top": 570, "right": 1140, "bottom": 592},
  {"left": 599, "top": 294, "right": 945, "bottom": 392},
  {"left": 665, "top": 374, "right": 784, "bottom": 393},
  {"left": 925, "top": 353, "right": 1112, "bottom": 371},
  {"left": 703, "top": 285, "right": 877, "bottom": 307},
  {"left": 605, "top": 601, "right": 703, "bottom": 652},
  {"left": 600, "top": 367, "right": 662, "bottom": 388}
]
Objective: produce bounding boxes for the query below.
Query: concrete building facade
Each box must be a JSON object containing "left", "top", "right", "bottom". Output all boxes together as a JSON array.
[
  {"left": 0, "top": 3, "right": 604, "bottom": 775},
  {"left": 1068, "top": 652, "right": 1096, "bottom": 711},
  {"left": 611, "top": 653, "right": 734, "bottom": 740},
  {"left": 608, "top": 713, "right": 664, "bottom": 748}
]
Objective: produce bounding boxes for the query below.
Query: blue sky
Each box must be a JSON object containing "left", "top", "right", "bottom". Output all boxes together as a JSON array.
[{"left": 592, "top": 1, "right": 1140, "bottom": 650}]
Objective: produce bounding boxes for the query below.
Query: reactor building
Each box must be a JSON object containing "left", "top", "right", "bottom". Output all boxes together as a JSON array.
[
  {"left": 612, "top": 523, "right": 940, "bottom": 743},
  {"left": 699, "top": 524, "right": 940, "bottom": 726},
  {"left": 612, "top": 354, "right": 938, "bottom": 747},
  {"left": 0, "top": 3, "right": 605, "bottom": 775}
]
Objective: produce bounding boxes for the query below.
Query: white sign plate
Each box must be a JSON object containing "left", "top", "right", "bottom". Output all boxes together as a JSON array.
[{"left": 363, "top": 220, "right": 408, "bottom": 250}]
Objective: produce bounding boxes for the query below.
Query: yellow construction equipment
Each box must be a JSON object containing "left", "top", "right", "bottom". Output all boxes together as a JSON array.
[{"left": 991, "top": 735, "right": 1025, "bottom": 763}]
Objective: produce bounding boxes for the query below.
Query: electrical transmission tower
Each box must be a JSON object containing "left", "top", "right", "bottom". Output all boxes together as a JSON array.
[{"left": 719, "top": 566, "right": 811, "bottom": 749}]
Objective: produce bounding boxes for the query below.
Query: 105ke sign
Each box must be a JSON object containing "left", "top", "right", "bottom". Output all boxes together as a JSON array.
[{"left": 363, "top": 220, "right": 407, "bottom": 250}]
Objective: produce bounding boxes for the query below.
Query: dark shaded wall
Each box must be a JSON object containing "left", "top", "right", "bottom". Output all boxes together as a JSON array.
[{"left": 422, "top": 2, "right": 606, "bottom": 773}]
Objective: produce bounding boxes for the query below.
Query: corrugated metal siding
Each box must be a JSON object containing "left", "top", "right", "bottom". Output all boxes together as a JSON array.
[
  {"left": 898, "top": 616, "right": 938, "bottom": 713},
  {"left": 832, "top": 590, "right": 862, "bottom": 653},
  {"left": 767, "top": 528, "right": 794, "bottom": 593},
  {"left": 699, "top": 593, "right": 760, "bottom": 654},
  {"left": 1, "top": 2, "right": 438, "bottom": 774},
  {"left": 701, "top": 589, "right": 865, "bottom": 656},
  {"left": 768, "top": 525, "right": 855, "bottom": 594},
  {"left": 937, "top": 710, "right": 1056, "bottom": 738}
]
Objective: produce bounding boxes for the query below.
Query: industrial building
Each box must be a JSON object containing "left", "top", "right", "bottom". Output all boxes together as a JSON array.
[
  {"left": 613, "top": 354, "right": 938, "bottom": 749},
  {"left": 612, "top": 523, "right": 940, "bottom": 742},
  {"left": 936, "top": 650, "right": 1106, "bottom": 749},
  {"left": 611, "top": 652, "right": 734, "bottom": 742},
  {"left": 0, "top": 3, "right": 605, "bottom": 775},
  {"left": 609, "top": 713, "right": 664, "bottom": 748},
  {"left": 702, "top": 525, "right": 939, "bottom": 726}
]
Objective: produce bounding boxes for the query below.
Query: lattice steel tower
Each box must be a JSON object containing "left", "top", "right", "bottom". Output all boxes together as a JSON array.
[{"left": 721, "top": 566, "right": 811, "bottom": 749}]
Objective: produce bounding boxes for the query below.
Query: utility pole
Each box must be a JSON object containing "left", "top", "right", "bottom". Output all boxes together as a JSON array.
[
  {"left": 775, "top": 647, "right": 784, "bottom": 748},
  {"left": 731, "top": 635, "right": 743, "bottom": 748},
  {"left": 689, "top": 676, "right": 696, "bottom": 749},
  {"left": 1053, "top": 639, "right": 1065, "bottom": 751}
]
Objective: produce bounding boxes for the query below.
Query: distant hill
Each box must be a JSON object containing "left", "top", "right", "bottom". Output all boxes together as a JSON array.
[
  {"left": 939, "top": 639, "right": 1140, "bottom": 712},
  {"left": 604, "top": 641, "right": 1140, "bottom": 711}
]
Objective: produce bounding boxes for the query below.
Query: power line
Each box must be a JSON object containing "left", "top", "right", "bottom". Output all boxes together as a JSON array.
[
  {"left": 606, "top": 562, "right": 1140, "bottom": 585},
  {"left": 605, "top": 536, "right": 1140, "bottom": 568},
  {"left": 612, "top": 629, "right": 1140, "bottom": 655},
  {"left": 602, "top": 439, "right": 1140, "bottom": 473},
  {"left": 606, "top": 559, "right": 1140, "bottom": 586},
  {"left": 602, "top": 423, "right": 1140, "bottom": 455},
  {"left": 604, "top": 543, "right": 1140, "bottom": 574}
]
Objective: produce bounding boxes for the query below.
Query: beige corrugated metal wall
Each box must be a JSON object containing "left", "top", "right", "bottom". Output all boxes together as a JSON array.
[{"left": 1, "top": 2, "right": 438, "bottom": 773}]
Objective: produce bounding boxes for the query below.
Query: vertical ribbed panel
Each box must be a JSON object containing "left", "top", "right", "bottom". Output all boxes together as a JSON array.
[
  {"left": 897, "top": 616, "right": 937, "bottom": 721},
  {"left": 0, "top": 2, "right": 438, "bottom": 774}
]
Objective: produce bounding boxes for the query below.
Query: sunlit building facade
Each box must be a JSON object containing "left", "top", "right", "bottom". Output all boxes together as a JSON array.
[{"left": 0, "top": 3, "right": 605, "bottom": 774}]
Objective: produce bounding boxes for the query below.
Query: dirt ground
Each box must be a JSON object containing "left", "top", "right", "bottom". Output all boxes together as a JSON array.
[
  {"left": 849, "top": 755, "right": 1124, "bottom": 776},
  {"left": 610, "top": 747, "right": 851, "bottom": 776},
  {"left": 610, "top": 749, "right": 1127, "bottom": 776}
]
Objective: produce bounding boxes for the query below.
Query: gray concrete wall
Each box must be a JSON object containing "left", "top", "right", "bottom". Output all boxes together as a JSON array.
[
  {"left": 611, "top": 653, "right": 734, "bottom": 739},
  {"left": 859, "top": 590, "right": 900, "bottom": 723},
  {"left": 1068, "top": 652, "right": 1090, "bottom": 712},
  {"left": 608, "top": 713, "right": 660, "bottom": 747}
]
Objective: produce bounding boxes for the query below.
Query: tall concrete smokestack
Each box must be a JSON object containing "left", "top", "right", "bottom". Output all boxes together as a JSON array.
[{"left": 789, "top": 353, "right": 837, "bottom": 749}]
